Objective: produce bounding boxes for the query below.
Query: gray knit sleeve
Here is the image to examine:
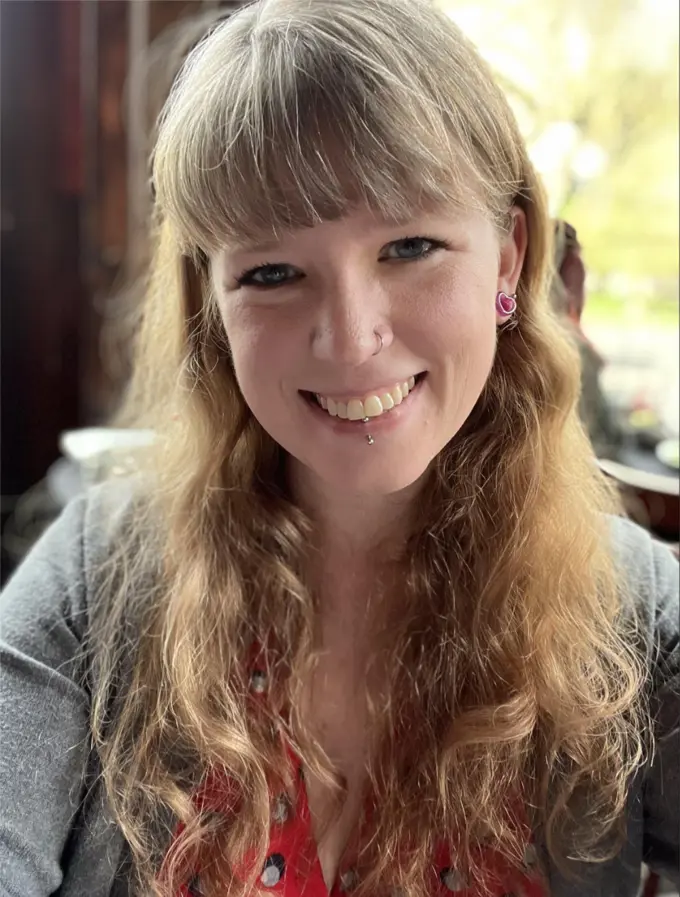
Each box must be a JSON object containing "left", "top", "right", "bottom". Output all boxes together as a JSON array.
[
  {"left": 0, "top": 475, "right": 137, "bottom": 897},
  {"left": 641, "top": 536, "right": 680, "bottom": 885},
  {"left": 609, "top": 516, "right": 680, "bottom": 886},
  {"left": 0, "top": 492, "right": 93, "bottom": 896}
]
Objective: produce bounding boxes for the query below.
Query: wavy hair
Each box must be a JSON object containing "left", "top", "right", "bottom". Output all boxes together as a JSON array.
[{"left": 88, "top": 1, "right": 649, "bottom": 895}]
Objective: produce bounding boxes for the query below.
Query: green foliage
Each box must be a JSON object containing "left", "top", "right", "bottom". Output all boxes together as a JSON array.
[
  {"left": 443, "top": 0, "right": 679, "bottom": 281},
  {"left": 584, "top": 292, "right": 680, "bottom": 330}
]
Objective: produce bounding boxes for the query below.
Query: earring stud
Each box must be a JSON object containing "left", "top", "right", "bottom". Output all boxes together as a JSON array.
[{"left": 495, "top": 291, "right": 517, "bottom": 318}]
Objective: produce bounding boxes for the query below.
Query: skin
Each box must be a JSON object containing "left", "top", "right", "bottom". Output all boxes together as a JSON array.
[
  {"left": 211, "top": 204, "right": 528, "bottom": 887},
  {"left": 211, "top": 204, "right": 527, "bottom": 549}
]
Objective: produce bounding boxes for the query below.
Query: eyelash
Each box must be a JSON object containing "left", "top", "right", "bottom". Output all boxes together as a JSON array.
[
  {"left": 235, "top": 260, "right": 286, "bottom": 287},
  {"left": 235, "top": 235, "right": 449, "bottom": 289},
  {"left": 389, "top": 235, "right": 449, "bottom": 261}
]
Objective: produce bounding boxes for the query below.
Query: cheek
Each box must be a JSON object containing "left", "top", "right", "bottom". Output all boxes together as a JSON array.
[
  {"left": 218, "top": 304, "right": 300, "bottom": 408},
  {"left": 416, "top": 265, "right": 498, "bottom": 435},
  {"left": 418, "top": 264, "right": 497, "bottom": 357},
  {"left": 217, "top": 305, "right": 274, "bottom": 400}
]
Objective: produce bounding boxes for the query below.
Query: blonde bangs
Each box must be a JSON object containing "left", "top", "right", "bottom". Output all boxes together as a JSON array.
[{"left": 152, "top": 0, "right": 523, "bottom": 253}]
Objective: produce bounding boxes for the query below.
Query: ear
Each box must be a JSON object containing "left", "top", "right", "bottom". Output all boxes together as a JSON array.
[{"left": 496, "top": 206, "right": 528, "bottom": 318}]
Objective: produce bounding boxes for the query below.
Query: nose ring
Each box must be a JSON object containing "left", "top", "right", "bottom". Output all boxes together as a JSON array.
[{"left": 373, "top": 330, "right": 383, "bottom": 356}]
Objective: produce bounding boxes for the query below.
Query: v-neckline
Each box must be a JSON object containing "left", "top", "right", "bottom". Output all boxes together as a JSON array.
[{"left": 287, "top": 743, "right": 367, "bottom": 896}]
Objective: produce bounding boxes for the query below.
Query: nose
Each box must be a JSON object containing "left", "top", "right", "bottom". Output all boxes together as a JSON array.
[{"left": 310, "top": 276, "right": 392, "bottom": 366}]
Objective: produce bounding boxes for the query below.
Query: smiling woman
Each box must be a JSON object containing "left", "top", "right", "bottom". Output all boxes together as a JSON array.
[
  {"left": 0, "top": 2, "right": 678, "bottom": 897},
  {"left": 205, "top": 207, "right": 522, "bottom": 495}
]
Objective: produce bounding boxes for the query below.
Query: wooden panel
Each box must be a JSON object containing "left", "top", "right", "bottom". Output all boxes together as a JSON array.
[
  {"left": 1, "top": 0, "right": 251, "bottom": 579},
  {"left": 0, "top": 1, "right": 83, "bottom": 500},
  {"left": 96, "top": 0, "right": 129, "bottom": 274},
  {"left": 57, "top": 0, "right": 83, "bottom": 195},
  {"left": 78, "top": 0, "right": 249, "bottom": 421},
  {"left": 149, "top": 0, "right": 205, "bottom": 40}
]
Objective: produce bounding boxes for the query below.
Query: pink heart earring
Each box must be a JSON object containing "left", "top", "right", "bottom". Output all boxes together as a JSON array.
[{"left": 495, "top": 290, "right": 517, "bottom": 318}]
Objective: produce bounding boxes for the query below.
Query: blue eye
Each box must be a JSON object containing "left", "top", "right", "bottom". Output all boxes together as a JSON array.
[
  {"left": 382, "top": 236, "right": 447, "bottom": 261},
  {"left": 236, "top": 263, "right": 300, "bottom": 288}
]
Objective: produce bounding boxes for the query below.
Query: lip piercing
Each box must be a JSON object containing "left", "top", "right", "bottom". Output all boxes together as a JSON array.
[
  {"left": 362, "top": 416, "right": 375, "bottom": 445},
  {"left": 373, "top": 330, "right": 383, "bottom": 356}
]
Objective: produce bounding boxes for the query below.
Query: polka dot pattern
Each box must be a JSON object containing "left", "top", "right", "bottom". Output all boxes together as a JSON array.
[
  {"left": 339, "top": 868, "right": 360, "bottom": 891},
  {"left": 187, "top": 874, "right": 203, "bottom": 896},
  {"left": 523, "top": 843, "right": 538, "bottom": 869},
  {"left": 168, "top": 640, "right": 549, "bottom": 897},
  {"left": 260, "top": 853, "right": 286, "bottom": 887},
  {"left": 272, "top": 793, "right": 291, "bottom": 825},
  {"left": 440, "top": 867, "right": 467, "bottom": 891},
  {"left": 249, "top": 669, "right": 267, "bottom": 694}
]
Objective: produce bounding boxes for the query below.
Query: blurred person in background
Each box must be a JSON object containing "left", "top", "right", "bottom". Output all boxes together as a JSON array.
[
  {"left": 550, "top": 219, "right": 624, "bottom": 460},
  {"left": 0, "top": 3, "right": 678, "bottom": 897}
]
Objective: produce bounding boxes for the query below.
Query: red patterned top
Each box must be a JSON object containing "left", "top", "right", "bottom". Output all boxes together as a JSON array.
[{"left": 166, "top": 648, "right": 548, "bottom": 897}]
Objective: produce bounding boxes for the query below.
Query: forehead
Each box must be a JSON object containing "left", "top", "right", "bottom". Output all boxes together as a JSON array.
[
  {"left": 198, "top": 159, "right": 485, "bottom": 256},
  {"left": 212, "top": 206, "right": 499, "bottom": 269},
  {"left": 221, "top": 207, "right": 464, "bottom": 253},
  {"left": 152, "top": 1, "right": 514, "bottom": 257}
]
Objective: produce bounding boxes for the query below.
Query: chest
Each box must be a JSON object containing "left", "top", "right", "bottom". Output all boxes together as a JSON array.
[
  {"left": 301, "top": 642, "right": 370, "bottom": 765},
  {"left": 169, "top": 637, "right": 551, "bottom": 897},
  {"left": 297, "top": 647, "right": 373, "bottom": 890}
]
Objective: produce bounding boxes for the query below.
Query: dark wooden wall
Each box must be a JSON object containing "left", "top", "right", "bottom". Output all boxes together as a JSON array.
[
  {"left": 0, "top": 0, "right": 241, "bottom": 580},
  {"left": 1, "top": 0, "right": 83, "bottom": 508}
]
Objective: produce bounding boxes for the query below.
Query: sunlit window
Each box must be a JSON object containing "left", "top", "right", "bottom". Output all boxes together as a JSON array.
[{"left": 441, "top": 0, "right": 679, "bottom": 464}]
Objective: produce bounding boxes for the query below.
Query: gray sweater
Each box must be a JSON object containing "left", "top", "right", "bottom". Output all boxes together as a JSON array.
[{"left": 0, "top": 483, "right": 678, "bottom": 897}]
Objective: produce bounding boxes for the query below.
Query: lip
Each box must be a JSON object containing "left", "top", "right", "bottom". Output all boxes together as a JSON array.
[
  {"left": 299, "top": 373, "right": 426, "bottom": 437},
  {"left": 306, "top": 376, "right": 423, "bottom": 404}
]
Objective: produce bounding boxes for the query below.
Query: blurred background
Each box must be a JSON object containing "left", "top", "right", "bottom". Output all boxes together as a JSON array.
[{"left": 1, "top": 0, "right": 678, "bottom": 584}]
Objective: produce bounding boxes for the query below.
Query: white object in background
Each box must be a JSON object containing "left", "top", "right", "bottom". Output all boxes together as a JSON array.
[
  {"left": 58, "top": 428, "right": 156, "bottom": 490},
  {"left": 59, "top": 428, "right": 156, "bottom": 462},
  {"left": 656, "top": 439, "right": 680, "bottom": 472}
]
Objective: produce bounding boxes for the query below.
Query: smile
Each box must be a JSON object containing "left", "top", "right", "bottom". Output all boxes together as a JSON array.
[{"left": 300, "top": 373, "right": 426, "bottom": 423}]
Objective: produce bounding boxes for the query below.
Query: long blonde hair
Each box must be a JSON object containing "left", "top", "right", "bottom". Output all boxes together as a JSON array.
[{"left": 88, "top": 2, "right": 649, "bottom": 895}]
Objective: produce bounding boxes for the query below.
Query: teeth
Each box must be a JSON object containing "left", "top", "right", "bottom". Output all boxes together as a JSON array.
[
  {"left": 363, "top": 395, "right": 383, "bottom": 417},
  {"left": 313, "top": 377, "right": 421, "bottom": 420},
  {"left": 347, "top": 399, "right": 364, "bottom": 421}
]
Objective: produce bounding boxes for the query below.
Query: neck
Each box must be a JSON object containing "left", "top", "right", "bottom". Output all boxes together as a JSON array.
[
  {"left": 286, "top": 458, "right": 426, "bottom": 635},
  {"left": 287, "top": 456, "right": 424, "bottom": 558}
]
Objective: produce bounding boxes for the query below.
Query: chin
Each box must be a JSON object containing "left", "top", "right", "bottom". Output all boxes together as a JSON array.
[{"left": 300, "top": 449, "right": 433, "bottom": 497}]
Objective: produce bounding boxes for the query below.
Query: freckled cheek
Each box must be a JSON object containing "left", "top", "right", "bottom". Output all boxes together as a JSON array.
[
  {"left": 416, "top": 284, "right": 497, "bottom": 418},
  {"left": 424, "top": 288, "right": 496, "bottom": 359},
  {"left": 218, "top": 308, "right": 263, "bottom": 385},
  {"left": 219, "top": 308, "right": 298, "bottom": 398}
]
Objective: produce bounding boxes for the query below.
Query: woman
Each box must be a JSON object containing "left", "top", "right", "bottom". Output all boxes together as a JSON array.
[{"left": 0, "top": 1, "right": 677, "bottom": 896}]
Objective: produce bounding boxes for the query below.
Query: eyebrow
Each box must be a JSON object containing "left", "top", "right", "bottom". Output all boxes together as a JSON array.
[
  {"left": 236, "top": 237, "right": 285, "bottom": 254},
  {"left": 231, "top": 225, "right": 317, "bottom": 255},
  {"left": 229, "top": 211, "right": 455, "bottom": 255}
]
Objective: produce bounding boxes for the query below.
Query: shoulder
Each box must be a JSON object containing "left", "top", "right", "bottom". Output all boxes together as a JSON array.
[
  {"left": 607, "top": 515, "right": 679, "bottom": 696},
  {"left": 607, "top": 514, "right": 678, "bottom": 630},
  {"left": 0, "top": 478, "right": 145, "bottom": 649},
  {"left": 79, "top": 476, "right": 146, "bottom": 577},
  {"left": 0, "top": 480, "right": 143, "bottom": 896}
]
